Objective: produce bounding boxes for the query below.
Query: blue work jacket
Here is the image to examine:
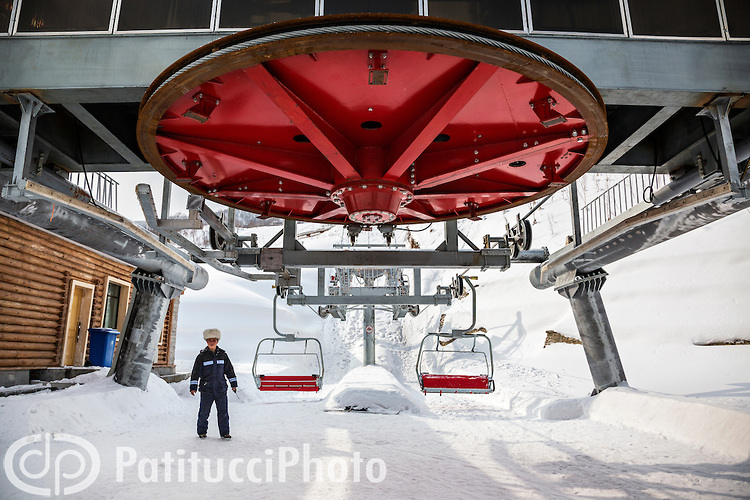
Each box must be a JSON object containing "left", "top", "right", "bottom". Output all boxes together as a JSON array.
[{"left": 190, "top": 347, "right": 238, "bottom": 394}]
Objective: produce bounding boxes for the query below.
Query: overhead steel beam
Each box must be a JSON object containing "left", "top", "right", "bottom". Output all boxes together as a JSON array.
[
  {"left": 62, "top": 103, "right": 144, "bottom": 166},
  {"left": 0, "top": 106, "right": 151, "bottom": 173},
  {"left": 330, "top": 287, "right": 401, "bottom": 297},
  {"left": 526, "top": 37, "right": 750, "bottom": 105},
  {"left": 0, "top": 35, "right": 221, "bottom": 101},
  {"left": 598, "top": 106, "right": 681, "bottom": 165},
  {"left": 660, "top": 107, "right": 750, "bottom": 174},
  {"left": 589, "top": 164, "right": 674, "bottom": 174},
  {"left": 0, "top": 138, "right": 14, "bottom": 165},
  {"left": 286, "top": 293, "right": 452, "bottom": 306},
  {"left": 592, "top": 107, "right": 750, "bottom": 175},
  {"left": 257, "top": 248, "right": 511, "bottom": 270},
  {"left": 58, "top": 163, "right": 152, "bottom": 172},
  {"left": 2, "top": 36, "right": 749, "bottom": 105}
]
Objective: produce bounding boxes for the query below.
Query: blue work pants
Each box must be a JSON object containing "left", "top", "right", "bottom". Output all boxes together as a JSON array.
[{"left": 197, "top": 391, "right": 229, "bottom": 436}]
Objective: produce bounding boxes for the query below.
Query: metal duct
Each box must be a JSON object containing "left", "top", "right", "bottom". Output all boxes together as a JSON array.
[
  {"left": 650, "top": 168, "right": 706, "bottom": 207},
  {"left": 0, "top": 170, "right": 207, "bottom": 290}
]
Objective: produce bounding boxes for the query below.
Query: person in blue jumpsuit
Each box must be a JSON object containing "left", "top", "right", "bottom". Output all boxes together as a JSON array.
[{"left": 190, "top": 328, "right": 238, "bottom": 439}]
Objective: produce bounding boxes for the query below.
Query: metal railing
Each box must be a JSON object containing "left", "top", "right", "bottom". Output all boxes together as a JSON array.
[
  {"left": 579, "top": 173, "right": 669, "bottom": 235},
  {"left": 70, "top": 171, "right": 118, "bottom": 211}
]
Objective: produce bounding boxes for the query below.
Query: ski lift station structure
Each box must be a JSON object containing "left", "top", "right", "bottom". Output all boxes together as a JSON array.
[{"left": 1, "top": 2, "right": 749, "bottom": 393}]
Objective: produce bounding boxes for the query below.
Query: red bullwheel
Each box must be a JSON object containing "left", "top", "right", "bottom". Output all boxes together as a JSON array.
[{"left": 138, "top": 14, "right": 607, "bottom": 224}]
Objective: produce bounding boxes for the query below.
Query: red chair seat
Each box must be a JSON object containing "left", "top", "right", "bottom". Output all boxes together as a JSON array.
[
  {"left": 421, "top": 374, "right": 490, "bottom": 391},
  {"left": 258, "top": 375, "right": 320, "bottom": 392}
]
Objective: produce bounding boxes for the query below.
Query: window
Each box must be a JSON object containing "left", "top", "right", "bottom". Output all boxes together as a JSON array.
[
  {"left": 118, "top": 0, "right": 212, "bottom": 31},
  {"left": 102, "top": 277, "right": 131, "bottom": 331},
  {"left": 428, "top": 0, "right": 523, "bottom": 30},
  {"left": 324, "top": 0, "right": 419, "bottom": 15},
  {"left": 529, "top": 0, "right": 623, "bottom": 34},
  {"left": 1, "top": 0, "right": 12, "bottom": 34},
  {"left": 102, "top": 283, "right": 121, "bottom": 329},
  {"left": 628, "top": 0, "right": 721, "bottom": 37},
  {"left": 724, "top": 0, "right": 750, "bottom": 39},
  {"left": 219, "top": 0, "right": 313, "bottom": 29},
  {"left": 16, "top": 0, "right": 113, "bottom": 33}
]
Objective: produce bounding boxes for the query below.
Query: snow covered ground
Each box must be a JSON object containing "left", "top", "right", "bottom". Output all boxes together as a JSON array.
[{"left": 2, "top": 182, "right": 749, "bottom": 498}]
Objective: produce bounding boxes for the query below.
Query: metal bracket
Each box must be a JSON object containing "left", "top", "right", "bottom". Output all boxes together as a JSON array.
[
  {"left": 187, "top": 194, "right": 238, "bottom": 249},
  {"left": 136, "top": 184, "right": 275, "bottom": 282},
  {"left": 182, "top": 91, "right": 220, "bottom": 123},
  {"left": 540, "top": 163, "right": 566, "bottom": 187},
  {"left": 393, "top": 305, "right": 419, "bottom": 320},
  {"left": 318, "top": 305, "right": 347, "bottom": 320},
  {"left": 175, "top": 160, "right": 202, "bottom": 184},
  {"left": 530, "top": 96, "right": 567, "bottom": 128},
  {"left": 131, "top": 269, "right": 184, "bottom": 300},
  {"left": 465, "top": 201, "right": 482, "bottom": 221},
  {"left": 555, "top": 269, "right": 608, "bottom": 299},
  {"left": 368, "top": 50, "right": 388, "bottom": 85},
  {"left": 451, "top": 275, "right": 477, "bottom": 336}
]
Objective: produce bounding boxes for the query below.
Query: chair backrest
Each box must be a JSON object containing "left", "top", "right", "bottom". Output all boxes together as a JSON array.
[{"left": 252, "top": 337, "right": 325, "bottom": 391}]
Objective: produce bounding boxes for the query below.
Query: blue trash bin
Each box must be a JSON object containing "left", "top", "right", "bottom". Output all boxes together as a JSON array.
[{"left": 88, "top": 328, "right": 120, "bottom": 367}]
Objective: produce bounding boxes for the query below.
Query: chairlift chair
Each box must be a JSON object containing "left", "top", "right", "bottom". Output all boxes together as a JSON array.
[
  {"left": 252, "top": 336, "right": 324, "bottom": 391},
  {"left": 415, "top": 274, "right": 495, "bottom": 394},
  {"left": 252, "top": 295, "right": 325, "bottom": 392},
  {"left": 416, "top": 332, "right": 495, "bottom": 394}
]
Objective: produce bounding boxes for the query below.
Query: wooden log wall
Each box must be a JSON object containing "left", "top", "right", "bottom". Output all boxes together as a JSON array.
[
  {"left": 0, "top": 214, "right": 135, "bottom": 369},
  {"left": 155, "top": 298, "right": 178, "bottom": 366}
]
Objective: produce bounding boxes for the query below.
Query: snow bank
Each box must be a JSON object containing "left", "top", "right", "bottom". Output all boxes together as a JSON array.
[
  {"left": 540, "top": 386, "right": 750, "bottom": 462},
  {"left": 2, "top": 369, "right": 184, "bottom": 442},
  {"left": 325, "top": 366, "right": 422, "bottom": 414}
]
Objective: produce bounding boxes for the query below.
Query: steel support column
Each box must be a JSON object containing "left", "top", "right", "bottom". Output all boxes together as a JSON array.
[
  {"left": 159, "top": 178, "right": 172, "bottom": 244},
  {"left": 281, "top": 219, "right": 301, "bottom": 289},
  {"left": 444, "top": 220, "right": 459, "bottom": 251},
  {"left": 556, "top": 270, "right": 626, "bottom": 394},
  {"left": 113, "top": 271, "right": 183, "bottom": 390},
  {"left": 2, "top": 94, "right": 52, "bottom": 201},
  {"left": 701, "top": 96, "right": 747, "bottom": 197},
  {"left": 363, "top": 305, "right": 376, "bottom": 366},
  {"left": 569, "top": 181, "right": 582, "bottom": 246}
]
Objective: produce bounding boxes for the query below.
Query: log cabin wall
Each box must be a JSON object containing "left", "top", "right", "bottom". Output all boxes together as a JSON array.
[
  {"left": 0, "top": 213, "right": 181, "bottom": 371},
  {"left": 156, "top": 298, "right": 180, "bottom": 367}
]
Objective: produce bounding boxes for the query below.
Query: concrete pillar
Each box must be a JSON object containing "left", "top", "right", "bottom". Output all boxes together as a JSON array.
[
  {"left": 113, "top": 271, "right": 183, "bottom": 390},
  {"left": 556, "top": 270, "right": 626, "bottom": 394},
  {"left": 363, "top": 305, "right": 375, "bottom": 366}
]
